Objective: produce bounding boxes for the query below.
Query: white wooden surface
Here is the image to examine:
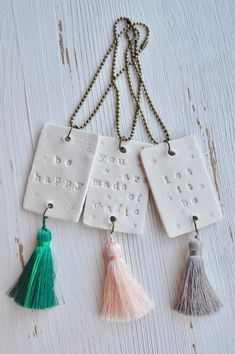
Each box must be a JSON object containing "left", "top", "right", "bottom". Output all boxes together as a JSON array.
[{"left": 0, "top": 1, "right": 234, "bottom": 353}]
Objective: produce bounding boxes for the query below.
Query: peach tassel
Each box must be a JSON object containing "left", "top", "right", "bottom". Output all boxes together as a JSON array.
[{"left": 100, "top": 238, "right": 154, "bottom": 321}]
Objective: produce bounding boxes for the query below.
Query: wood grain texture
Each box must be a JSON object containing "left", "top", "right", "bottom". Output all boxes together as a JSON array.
[{"left": 0, "top": 0, "right": 234, "bottom": 353}]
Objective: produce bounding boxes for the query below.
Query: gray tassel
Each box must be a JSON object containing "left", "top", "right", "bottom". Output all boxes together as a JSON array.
[{"left": 175, "top": 237, "right": 222, "bottom": 316}]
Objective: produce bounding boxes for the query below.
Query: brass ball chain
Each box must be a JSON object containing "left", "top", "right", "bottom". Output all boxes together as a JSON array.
[{"left": 69, "top": 16, "right": 170, "bottom": 145}]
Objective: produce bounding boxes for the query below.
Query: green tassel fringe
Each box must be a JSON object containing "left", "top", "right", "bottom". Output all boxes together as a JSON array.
[{"left": 8, "top": 217, "right": 58, "bottom": 310}]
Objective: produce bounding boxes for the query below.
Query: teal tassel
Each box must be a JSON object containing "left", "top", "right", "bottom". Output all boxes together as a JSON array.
[{"left": 8, "top": 216, "right": 58, "bottom": 309}]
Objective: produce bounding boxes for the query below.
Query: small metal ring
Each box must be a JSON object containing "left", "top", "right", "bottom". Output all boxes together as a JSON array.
[
  {"left": 164, "top": 140, "right": 176, "bottom": 156},
  {"left": 119, "top": 139, "right": 127, "bottom": 153},
  {"left": 110, "top": 215, "right": 117, "bottom": 234},
  {"left": 64, "top": 127, "right": 73, "bottom": 142},
  {"left": 192, "top": 215, "right": 199, "bottom": 237},
  {"left": 43, "top": 203, "right": 53, "bottom": 217}
]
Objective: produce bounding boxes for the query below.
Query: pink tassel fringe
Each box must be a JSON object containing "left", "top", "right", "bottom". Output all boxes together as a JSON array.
[{"left": 100, "top": 239, "right": 154, "bottom": 321}]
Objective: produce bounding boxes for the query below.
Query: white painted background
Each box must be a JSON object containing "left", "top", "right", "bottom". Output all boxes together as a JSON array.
[{"left": 0, "top": 0, "right": 234, "bottom": 353}]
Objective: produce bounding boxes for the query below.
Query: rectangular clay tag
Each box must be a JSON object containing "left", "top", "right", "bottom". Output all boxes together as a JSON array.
[
  {"left": 23, "top": 123, "right": 99, "bottom": 222},
  {"left": 140, "top": 136, "right": 222, "bottom": 237},
  {"left": 83, "top": 136, "right": 150, "bottom": 234}
]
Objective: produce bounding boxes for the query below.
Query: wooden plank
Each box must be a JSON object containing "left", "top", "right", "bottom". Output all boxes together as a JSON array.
[{"left": 0, "top": 0, "right": 234, "bottom": 353}]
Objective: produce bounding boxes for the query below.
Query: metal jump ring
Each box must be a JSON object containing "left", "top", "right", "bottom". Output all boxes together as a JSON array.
[
  {"left": 192, "top": 215, "right": 199, "bottom": 237},
  {"left": 110, "top": 216, "right": 117, "bottom": 234},
  {"left": 119, "top": 139, "right": 127, "bottom": 153},
  {"left": 164, "top": 140, "right": 176, "bottom": 156},
  {"left": 64, "top": 127, "right": 73, "bottom": 142},
  {"left": 43, "top": 203, "right": 53, "bottom": 217}
]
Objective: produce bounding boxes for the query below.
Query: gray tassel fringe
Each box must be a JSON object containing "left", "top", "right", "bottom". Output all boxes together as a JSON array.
[{"left": 175, "top": 237, "right": 222, "bottom": 316}]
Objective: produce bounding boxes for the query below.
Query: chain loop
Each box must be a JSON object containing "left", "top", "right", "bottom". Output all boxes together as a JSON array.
[{"left": 69, "top": 17, "right": 170, "bottom": 144}]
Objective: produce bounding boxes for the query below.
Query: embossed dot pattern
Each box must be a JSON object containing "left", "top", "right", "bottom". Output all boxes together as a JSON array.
[
  {"left": 23, "top": 123, "right": 99, "bottom": 222},
  {"left": 83, "top": 136, "right": 151, "bottom": 235},
  {"left": 140, "top": 136, "right": 222, "bottom": 237}
]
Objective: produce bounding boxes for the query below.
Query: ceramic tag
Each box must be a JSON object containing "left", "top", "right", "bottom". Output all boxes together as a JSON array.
[
  {"left": 140, "top": 136, "right": 222, "bottom": 237},
  {"left": 83, "top": 136, "right": 150, "bottom": 234},
  {"left": 23, "top": 123, "right": 99, "bottom": 222}
]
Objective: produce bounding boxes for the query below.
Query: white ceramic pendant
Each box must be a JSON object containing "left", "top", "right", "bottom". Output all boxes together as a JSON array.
[
  {"left": 23, "top": 123, "right": 99, "bottom": 222},
  {"left": 83, "top": 136, "right": 150, "bottom": 234},
  {"left": 140, "top": 136, "right": 222, "bottom": 237}
]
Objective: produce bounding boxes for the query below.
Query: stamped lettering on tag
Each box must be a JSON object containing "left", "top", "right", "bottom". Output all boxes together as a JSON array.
[
  {"left": 83, "top": 136, "right": 150, "bottom": 234},
  {"left": 140, "top": 136, "right": 222, "bottom": 237},
  {"left": 23, "top": 123, "right": 99, "bottom": 222}
]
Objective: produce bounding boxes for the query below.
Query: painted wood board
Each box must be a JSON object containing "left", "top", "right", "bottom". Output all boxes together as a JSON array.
[{"left": 0, "top": 1, "right": 234, "bottom": 353}]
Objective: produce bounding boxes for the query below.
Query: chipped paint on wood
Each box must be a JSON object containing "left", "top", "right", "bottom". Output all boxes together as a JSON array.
[
  {"left": 205, "top": 128, "right": 222, "bottom": 204},
  {"left": 229, "top": 226, "right": 234, "bottom": 241},
  {"left": 192, "top": 343, "right": 197, "bottom": 353},
  {"left": 58, "top": 20, "right": 62, "bottom": 32},
  {"left": 58, "top": 20, "right": 64, "bottom": 65},
  {"left": 18, "top": 243, "right": 25, "bottom": 269},
  {"left": 15, "top": 237, "right": 25, "bottom": 269},
  {"left": 196, "top": 118, "right": 202, "bottom": 130},
  {"left": 74, "top": 48, "right": 78, "bottom": 69},
  {"left": 66, "top": 48, "right": 71, "bottom": 72},
  {"left": 186, "top": 88, "right": 197, "bottom": 113},
  {"left": 33, "top": 325, "right": 38, "bottom": 337},
  {"left": 187, "top": 88, "right": 191, "bottom": 101},
  {"left": 196, "top": 119, "right": 222, "bottom": 204}
]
